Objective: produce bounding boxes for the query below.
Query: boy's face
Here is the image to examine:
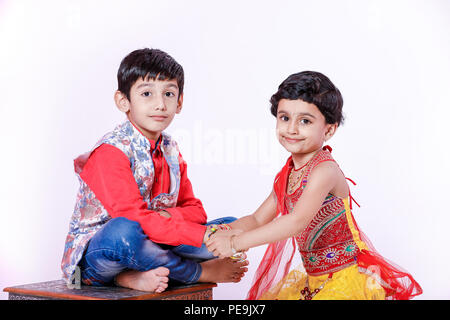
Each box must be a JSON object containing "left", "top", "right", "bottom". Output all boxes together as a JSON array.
[
  {"left": 115, "top": 77, "right": 183, "bottom": 141},
  {"left": 276, "top": 99, "right": 336, "bottom": 157}
]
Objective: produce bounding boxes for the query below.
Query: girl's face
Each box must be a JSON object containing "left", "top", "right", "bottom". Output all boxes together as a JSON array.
[{"left": 276, "top": 99, "right": 337, "bottom": 158}]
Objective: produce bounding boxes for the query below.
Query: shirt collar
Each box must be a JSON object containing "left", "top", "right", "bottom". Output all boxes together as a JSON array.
[
  {"left": 149, "top": 136, "right": 163, "bottom": 154},
  {"left": 126, "top": 118, "right": 163, "bottom": 154}
]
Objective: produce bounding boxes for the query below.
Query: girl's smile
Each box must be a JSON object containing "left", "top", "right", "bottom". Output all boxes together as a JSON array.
[{"left": 282, "top": 136, "right": 305, "bottom": 144}]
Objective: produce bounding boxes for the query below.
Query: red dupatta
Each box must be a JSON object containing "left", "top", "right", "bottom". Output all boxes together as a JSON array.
[{"left": 247, "top": 156, "right": 296, "bottom": 300}]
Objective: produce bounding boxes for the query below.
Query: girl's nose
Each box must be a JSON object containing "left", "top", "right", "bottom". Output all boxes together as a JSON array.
[{"left": 287, "top": 120, "right": 298, "bottom": 134}]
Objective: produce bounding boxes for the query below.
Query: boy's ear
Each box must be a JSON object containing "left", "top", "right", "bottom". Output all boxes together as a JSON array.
[
  {"left": 114, "top": 90, "right": 130, "bottom": 113},
  {"left": 324, "top": 123, "right": 338, "bottom": 142},
  {"left": 176, "top": 93, "right": 184, "bottom": 114}
]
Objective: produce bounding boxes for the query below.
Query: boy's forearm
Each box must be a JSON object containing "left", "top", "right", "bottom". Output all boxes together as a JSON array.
[{"left": 164, "top": 204, "right": 207, "bottom": 225}]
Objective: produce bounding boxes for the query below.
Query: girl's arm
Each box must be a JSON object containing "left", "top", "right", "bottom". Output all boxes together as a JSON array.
[
  {"left": 203, "top": 191, "right": 278, "bottom": 244},
  {"left": 227, "top": 190, "right": 278, "bottom": 232},
  {"left": 206, "top": 161, "right": 339, "bottom": 257}
]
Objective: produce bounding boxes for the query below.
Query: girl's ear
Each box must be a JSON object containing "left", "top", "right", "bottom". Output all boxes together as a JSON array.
[
  {"left": 324, "top": 123, "right": 338, "bottom": 142},
  {"left": 114, "top": 90, "right": 130, "bottom": 113}
]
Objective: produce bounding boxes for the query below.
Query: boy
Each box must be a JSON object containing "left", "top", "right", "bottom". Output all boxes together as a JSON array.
[{"left": 61, "top": 48, "right": 248, "bottom": 292}]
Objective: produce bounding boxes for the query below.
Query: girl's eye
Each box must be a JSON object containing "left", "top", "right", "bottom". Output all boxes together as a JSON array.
[
  {"left": 300, "top": 119, "right": 311, "bottom": 125},
  {"left": 142, "top": 91, "right": 151, "bottom": 97},
  {"left": 279, "top": 115, "right": 289, "bottom": 121},
  {"left": 165, "top": 92, "right": 175, "bottom": 97}
]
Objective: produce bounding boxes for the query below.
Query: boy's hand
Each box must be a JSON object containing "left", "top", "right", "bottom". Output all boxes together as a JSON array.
[
  {"left": 202, "top": 224, "right": 234, "bottom": 243},
  {"left": 202, "top": 225, "right": 219, "bottom": 243},
  {"left": 158, "top": 210, "right": 171, "bottom": 218}
]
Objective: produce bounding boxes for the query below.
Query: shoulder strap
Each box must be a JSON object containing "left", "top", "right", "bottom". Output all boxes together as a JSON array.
[{"left": 302, "top": 146, "right": 335, "bottom": 182}]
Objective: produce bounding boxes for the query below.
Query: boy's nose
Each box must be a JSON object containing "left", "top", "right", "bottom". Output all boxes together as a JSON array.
[
  {"left": 155, "top": 103, "right": 166, "bottom": 111},
  {"left": 154, "top": 94, "right": 167, "bottom": 111}
]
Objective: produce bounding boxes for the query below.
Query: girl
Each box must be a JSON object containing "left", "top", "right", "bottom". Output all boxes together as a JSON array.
[{"left": 206, "top": 71, "right": 422, "bottom": 300}]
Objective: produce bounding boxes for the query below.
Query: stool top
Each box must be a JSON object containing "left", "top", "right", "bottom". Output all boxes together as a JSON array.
[{"left": 3, "top": 280, "right": 217, "bottom": 300}]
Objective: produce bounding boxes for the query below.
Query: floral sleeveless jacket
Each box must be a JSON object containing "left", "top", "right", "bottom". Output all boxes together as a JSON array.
[{"left": 61, "top": 120, "right": 181, "bottom": 283}]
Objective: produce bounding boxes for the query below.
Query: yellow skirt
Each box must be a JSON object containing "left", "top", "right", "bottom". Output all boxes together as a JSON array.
[{"left": 260, "top": 264, "right": 386, "bottom": 300}]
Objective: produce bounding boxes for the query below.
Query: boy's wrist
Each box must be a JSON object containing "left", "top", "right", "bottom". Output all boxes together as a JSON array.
[
  {"left": 219, "top": 223, "right": 232, "bottom": 231},
  {"left": 203, "top": 225, "right": 215, "bottom": 243},
  {"left": 202, "top": 223, "right": 232, "bottom": 243}
]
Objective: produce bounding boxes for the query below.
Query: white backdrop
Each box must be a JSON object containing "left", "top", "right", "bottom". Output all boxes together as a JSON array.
[{"left": 1, "top": 0, "right": 449, "bottom": 300}]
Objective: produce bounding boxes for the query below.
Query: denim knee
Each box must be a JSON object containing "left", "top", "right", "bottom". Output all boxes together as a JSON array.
[
  {"left": 221, "top": 216, "right": 237, "bottom": 224},
  {"left": 96, "top": 217, "right": 145, "bottom": 250},
  {"left": 206, "top": 216, "right": 237, "bottom": 226}
]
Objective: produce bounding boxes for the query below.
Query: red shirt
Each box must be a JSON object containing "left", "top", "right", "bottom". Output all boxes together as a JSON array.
[{"left": 80, "top": 139, "right": 207, "bottom": 247}]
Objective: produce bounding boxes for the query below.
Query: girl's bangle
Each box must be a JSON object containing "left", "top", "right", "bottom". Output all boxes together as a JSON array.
[
  {"left": 230, "top": 235, "right": 245, "bottom": 261},
  {"left": 230, "top": 235, "right": 237, "bottom": 255}
]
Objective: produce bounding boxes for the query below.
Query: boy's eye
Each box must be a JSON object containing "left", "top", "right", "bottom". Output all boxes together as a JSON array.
[
  {"left": 279, "top": 115, "right": 289, "bottom": 121},
  {"left": 142, "top": 91, "right": 151, "bottom": 97}
]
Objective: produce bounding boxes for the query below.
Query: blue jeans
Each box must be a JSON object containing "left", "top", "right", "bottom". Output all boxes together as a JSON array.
[{"left": 79, "top": 216, "right": 236, "bottom": 286}]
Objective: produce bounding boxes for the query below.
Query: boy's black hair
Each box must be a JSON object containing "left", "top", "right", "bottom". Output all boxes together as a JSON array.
[
  {"left": 270, "top": 71, "right": 344, "bottom": 125},
  {"left": 117, "top": 48, "right": 184, "bottom": 100}
]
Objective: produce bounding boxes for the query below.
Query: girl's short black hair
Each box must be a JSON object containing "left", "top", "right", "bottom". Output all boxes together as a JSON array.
[
  {"left": 270, "top": 71, "right": 344, "bottom": 125},
  {"left": 117, "top": 48, "right": 184, "bottom": 100}
]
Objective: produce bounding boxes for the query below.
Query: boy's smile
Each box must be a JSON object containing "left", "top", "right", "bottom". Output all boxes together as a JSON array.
[
  {"left": 276, "top": 99, "right": 336, "bottom": 167},
  {"left": 114, "top": 77, "right": 183, "bottom": 141}
]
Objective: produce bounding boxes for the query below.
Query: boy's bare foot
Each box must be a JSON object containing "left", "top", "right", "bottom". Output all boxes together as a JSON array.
[
  {"left": 198, "top": 256, "right": 249, "bottom": 283},
  {"left": 114, "top": 267, "right": 169, "bottom": 293}
]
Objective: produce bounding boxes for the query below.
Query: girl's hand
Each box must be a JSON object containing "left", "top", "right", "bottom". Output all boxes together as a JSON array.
[{"left": 205, "top": 229, "right": 243, "bottom": 258}]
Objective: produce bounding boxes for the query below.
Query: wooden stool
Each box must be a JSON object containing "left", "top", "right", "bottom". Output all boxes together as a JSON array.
[{"left": 3, "top": 280, "right": 216, "bottom": 300}]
